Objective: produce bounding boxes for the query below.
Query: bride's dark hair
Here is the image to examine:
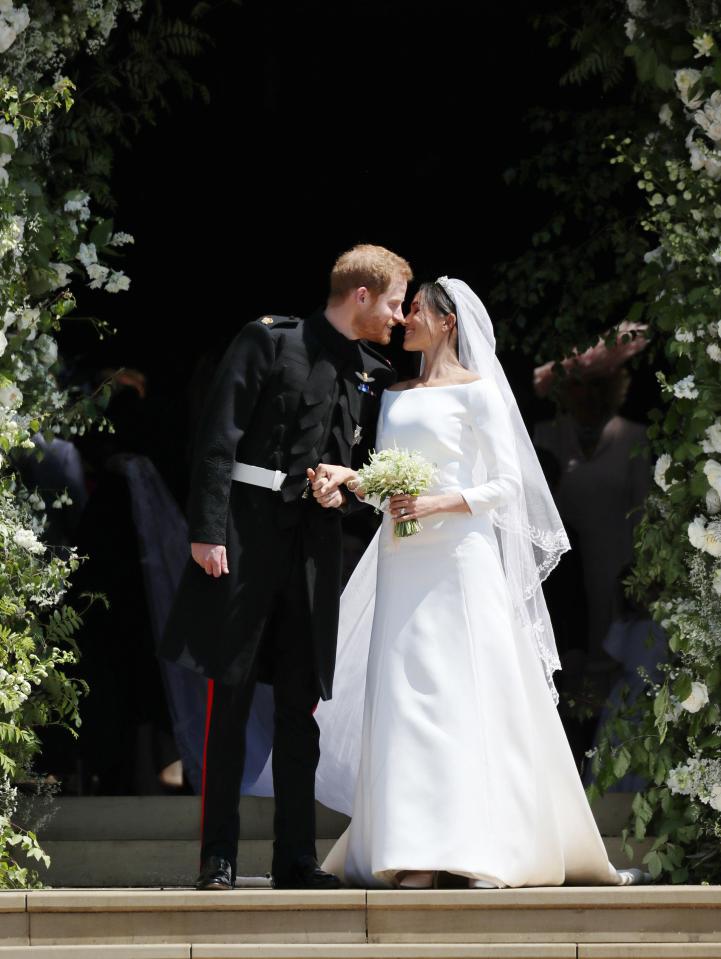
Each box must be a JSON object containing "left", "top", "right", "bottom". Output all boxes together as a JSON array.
[{"left": 418, "top": 281, "right": 459, "bottom": 355}]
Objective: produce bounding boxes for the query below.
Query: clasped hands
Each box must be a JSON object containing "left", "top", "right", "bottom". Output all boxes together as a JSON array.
[
  {"left": 306, "top": 464, "right": 456, "bottom": 523},
  {"left": 192, "top": 467, "right": 469, "bottom": 578}
]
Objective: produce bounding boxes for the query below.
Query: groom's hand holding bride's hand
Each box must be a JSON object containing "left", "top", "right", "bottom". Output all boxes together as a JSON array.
[{"left": 307, "top": 464, "right": 356, "bottom": 509}]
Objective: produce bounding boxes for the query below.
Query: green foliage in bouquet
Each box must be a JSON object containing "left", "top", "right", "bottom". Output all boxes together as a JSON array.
[{"left": 356, "top": 447, "right": 436, "bottom": 537}]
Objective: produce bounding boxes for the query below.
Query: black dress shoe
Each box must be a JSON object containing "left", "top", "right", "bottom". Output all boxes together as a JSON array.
[
  {"left": 196, "top": 855, "right": 235, "bottom": 890},
  {"left": 272, "top": 854, "right": 341, "bottom": 890}
]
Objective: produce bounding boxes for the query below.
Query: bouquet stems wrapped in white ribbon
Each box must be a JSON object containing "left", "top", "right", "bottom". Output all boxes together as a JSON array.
[{"left": 355, "top": 447, "right": 436, "bottom": 537}]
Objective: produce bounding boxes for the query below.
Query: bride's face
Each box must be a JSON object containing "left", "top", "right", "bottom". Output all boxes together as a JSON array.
[{"left": 402, "top": 292, "right": 445, "bottom": 352}]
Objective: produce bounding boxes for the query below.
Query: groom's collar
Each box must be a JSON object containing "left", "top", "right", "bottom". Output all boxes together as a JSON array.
[{"left": 306, "top": 308, "right": 360, "bottom": 364}]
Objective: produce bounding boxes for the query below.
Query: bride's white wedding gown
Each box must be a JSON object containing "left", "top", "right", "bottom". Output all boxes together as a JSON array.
[{"left": 316, "top": 378, "right": 626, "bottom": 888}]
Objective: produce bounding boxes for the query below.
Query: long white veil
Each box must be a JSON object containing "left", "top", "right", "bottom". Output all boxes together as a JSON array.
[{"left": 312, "top": 278, "right": 571, "bottom": 816}]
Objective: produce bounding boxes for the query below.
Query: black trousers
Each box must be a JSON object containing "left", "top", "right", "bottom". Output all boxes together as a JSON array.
[{"left": 200, "top": 526, "right": 321, "bottom": 878}]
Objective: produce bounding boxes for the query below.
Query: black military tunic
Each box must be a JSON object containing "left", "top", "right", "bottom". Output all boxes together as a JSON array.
[{"left": 160, "top": 308, "right": 395, "bottom": 700}]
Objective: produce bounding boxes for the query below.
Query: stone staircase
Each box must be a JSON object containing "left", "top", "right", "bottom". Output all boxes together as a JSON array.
[
  {"left": 4, "top": 793, "right": 717, "bottom": 958},
  {"left": 17, "top": 793, "right": 647, "bottom": 888},
  {"left": 0, "top": 887, "right": 720, "bottom": 956}
]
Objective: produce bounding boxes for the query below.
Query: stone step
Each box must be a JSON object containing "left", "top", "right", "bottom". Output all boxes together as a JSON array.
[
  {"left": 28, "top": 836, "right": 652, "bottom": 889},
  {"left": 0, "top": 888, "right": 719, "bottom": 950},
  {"left": 17, "top": 794, "right": 634, "bottom": 842},
  {"left": 7, "top": 945, "right": 721, "bottom": 959},
  {"left": 17, "top": 797, "right": 349, "bottom": 842}
]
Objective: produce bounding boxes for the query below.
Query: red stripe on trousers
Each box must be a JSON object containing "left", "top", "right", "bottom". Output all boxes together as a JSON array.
[{"left": 199, "top": 677, "right": 215, "bottom": 861}]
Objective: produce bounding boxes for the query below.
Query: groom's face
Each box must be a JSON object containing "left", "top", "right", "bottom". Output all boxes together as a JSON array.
[{"left": 352, "top": 276, "right": 407, "bottom": 344}]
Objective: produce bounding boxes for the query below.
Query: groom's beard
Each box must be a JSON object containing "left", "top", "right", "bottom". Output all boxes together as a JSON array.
[{"left": 354, "top": 317, "right": 394, "bottom": 345}]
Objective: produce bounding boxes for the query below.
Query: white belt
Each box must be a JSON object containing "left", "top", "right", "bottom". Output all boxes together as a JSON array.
[{"left": 231, "top": 462, "right": 287, "bottom": 492}]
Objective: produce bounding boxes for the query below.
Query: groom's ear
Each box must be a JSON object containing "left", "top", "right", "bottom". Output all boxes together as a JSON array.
[{"left": 356, "top": 286, "right": 369, "bottom": 306}]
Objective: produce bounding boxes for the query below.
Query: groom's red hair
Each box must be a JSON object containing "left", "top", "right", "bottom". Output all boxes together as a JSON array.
[{"left": 329, "top": 244, "right": 412, "bottom": 301}]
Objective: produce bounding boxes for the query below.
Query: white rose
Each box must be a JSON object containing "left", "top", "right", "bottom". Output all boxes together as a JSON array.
[
  {"left": 676, "top": 68, "right": 704, "bottom": 109},
  {"left": 668, "top": 764, "right": 692, "bottom": 795},
  {"left": 49, "top": 262, "right": 72, "bottom": 290},
  {"left": 0, "top": 379, "right": 22, "bottom": 409},
  {"left": 105, "top": 271, "right": 130, "bottom": 294},
  {"left": 681, "top": 681, "right": 710, "bottom": 713},
  {"left": 712, "top": 567, "right": 721, "bottom": 596},
  {"left": 707, "top": 488, "right": 721, "bottom": 514},
  {"left": 672, "top": 374, "right": 699, "bottom": 399},
  {"left": 0, "top": 22, "right": 17, "bottom": 54},
  {"left": 708, "top": 343, "right": 721, "bottom": 362},
  {"left": 688, "top": 516, "right": 707, "bottom": 550},
  {"left": 86, "top": 263, "right": 109, "bottom": 289},
  {"left": 12, "top": 527, "right": 44, "bottom": 555},
  {"left": 76, "top": 242, "right": 98, "bottom": 268},
  {"left": 706, "top": 153, "right": 721, "bottom": 179},
  {"left": 704, "top": 422, "right": 721, "bottom": 454},
  {"left": 35, "top": 333, "right": 57, "bottom": 367},
  {"left": 704, "top": 459, "right": 721, "bottom": 497},
  {"left": 694, "top": 34, "right": 715, "bottom": 58},
  {"left": 654, "top": 453, "right": 675, "bottom": 491},
  {"left": 6, "top": 5, "right": 28, "bottom": 32}
]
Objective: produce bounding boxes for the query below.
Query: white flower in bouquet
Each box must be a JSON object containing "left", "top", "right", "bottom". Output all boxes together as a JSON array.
[
  {"left": 707, "top": 343, "right": 721, "bottom": 362},
  {"left": 680, "top": 681, "right": 710, "bottom": 713},
  {"left": 675, "top": 328, "right": 695, "bottom": 343},
  {"left": 355, "top": 446, "right": 436, "bottom": 538},
  {"left": 709, "top": 784, "right": 721, "bottom": 811},
  {"left": 707, "top": 488, "right": 721, "bottom": 514},
  {"left": 654, "top": 453, "right": 676, "bottom": 491},
  {"left": 712, "top": 566, "right": 721, "bottom": 596},
  {"left": 659, "top": 102, "right": 673, "bottom": 127}
]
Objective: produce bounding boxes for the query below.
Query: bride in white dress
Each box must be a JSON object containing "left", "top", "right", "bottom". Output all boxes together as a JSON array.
[{"left": 309, "top": 278, "right": 649, "bottom": 890}]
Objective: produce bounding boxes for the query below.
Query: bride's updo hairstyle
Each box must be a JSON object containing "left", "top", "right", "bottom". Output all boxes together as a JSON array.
[{"left": 418, "top": 280, "right": 459, "bottom": 356}]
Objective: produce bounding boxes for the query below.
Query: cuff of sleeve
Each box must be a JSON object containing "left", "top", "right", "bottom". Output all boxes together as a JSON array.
[
  {"left": 357, "top": 490, "right": 389, "bottom": 512},
  {"left": 460, "top": 488, "right": 485, "bottom": 516}
]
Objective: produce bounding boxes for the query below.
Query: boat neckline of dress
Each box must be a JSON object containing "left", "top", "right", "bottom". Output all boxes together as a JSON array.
[{"left": 385, "top": 377, "right": 484, "bottom": 394}]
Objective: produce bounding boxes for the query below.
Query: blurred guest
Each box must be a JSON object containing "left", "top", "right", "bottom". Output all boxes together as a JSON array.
[{"left": 533, "top": 323, "right": 651, "bottom": 665}]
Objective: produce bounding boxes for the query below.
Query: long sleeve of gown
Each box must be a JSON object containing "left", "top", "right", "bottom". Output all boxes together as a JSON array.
[{"left": 461, "top": 379, "right": 523, "bottom": 515}]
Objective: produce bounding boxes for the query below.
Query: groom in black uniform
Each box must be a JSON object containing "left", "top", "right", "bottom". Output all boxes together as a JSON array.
[{"left": 161, "top": 244, "right": 411, "bottom": 890}]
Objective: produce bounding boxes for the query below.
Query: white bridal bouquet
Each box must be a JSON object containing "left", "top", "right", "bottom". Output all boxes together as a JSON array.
[{"left": 356, "top": 447, "right": 436, "bottom": 537}]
